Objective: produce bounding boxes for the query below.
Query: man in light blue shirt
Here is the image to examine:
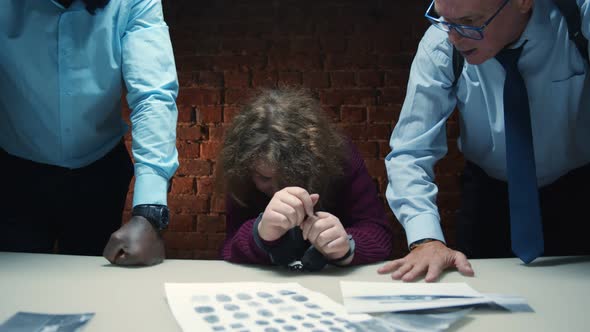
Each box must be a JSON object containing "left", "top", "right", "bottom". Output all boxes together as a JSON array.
[
  {"left": 0, "top": 0, "right": 179, "bottom": 265},
  {"left": 379, "top": 0, "right": 590, "bottom": 281}
]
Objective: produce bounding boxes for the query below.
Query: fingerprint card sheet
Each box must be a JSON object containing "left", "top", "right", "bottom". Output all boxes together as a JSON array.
[{"left": 165, "top": 282, "right": 371, "bottom": 332}]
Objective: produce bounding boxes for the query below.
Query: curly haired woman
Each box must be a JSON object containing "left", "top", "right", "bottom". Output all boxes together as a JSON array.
[{"left": 218, "top": 88, "right": 393, "bottom": 270}]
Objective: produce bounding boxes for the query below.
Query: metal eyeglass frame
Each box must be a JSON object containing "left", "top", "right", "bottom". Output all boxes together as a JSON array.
[{"left": 424, "top": 0, "right": 511, "bottom": 40}]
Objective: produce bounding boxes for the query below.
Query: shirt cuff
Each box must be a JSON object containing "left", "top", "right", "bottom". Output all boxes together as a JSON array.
[
  {"left": 404, "top": 213, "right": 446, "bottom": 249},
  {"left": 133, "top": 173, "right": 169, "bottom": 206}
]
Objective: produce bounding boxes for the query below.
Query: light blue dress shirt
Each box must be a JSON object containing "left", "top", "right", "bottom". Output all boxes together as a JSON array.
[
  {"left": 386, "top": 0, "right": 590, "bottom": 246},
  {"left": 0, "top": 0, "right": 179, "bottom": 207}
]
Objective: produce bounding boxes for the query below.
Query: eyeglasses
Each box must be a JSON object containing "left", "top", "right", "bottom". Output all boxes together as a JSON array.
[{"left": 424, "top": 0, "right": 511, "bottom": 40}]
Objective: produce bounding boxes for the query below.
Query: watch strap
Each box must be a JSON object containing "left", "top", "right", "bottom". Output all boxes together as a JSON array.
[
  {"left": 327, "top": 234, "right": 355, "bottom": 264},
  {"left": 132, "top": 204, "right": 169, "bottom": 231},
  {"left": 409, "top": 238, "right": 438, "bottom": 251}
]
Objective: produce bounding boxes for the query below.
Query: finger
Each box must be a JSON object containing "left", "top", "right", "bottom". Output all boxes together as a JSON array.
[
  {"left": 314, "top": 211, "right": 332, "bottom": 219},
  {"left": 278, "top": 194, "right": 306, "bottom": 225},
  {"left": 284, "top": 187, "right": 315, "bottom": 217},
  {"left": 323, "top": 236, "right": 348, "bottom": 255},
  {"left": 300, "top": 217, "right": 315, "bottom": 240},
  {"left": 310, "top": 194, "right": 320, "bottom": 209},
  {"left": 454, "top": 252, "right": 475, "bottom": 277},
  {"left": 102, "top": 234, "right": 124, "bottom": 264},
  {"left": 299, "top": 218, "right": 314, "bottom": 240},
  {"left": 424, "top": 262, "right": 445, "bottom": 283},
  {"left": 115, "top": 250, "right": 141, "bottom": 266},
  {"left": 315, "top": 226, "right": 342, "bottom": 249},
  {"left": 377, "top": 259, "right": 405, "bottom": 274},
  {"left": 391, "top": 262, "right": 413, "bottom": 280},
  {"left": 401, "top": 264, "right": 429, "bottom": 282},
  {"left": 263, "top": 210, "right": 291, "bottom": 233},
  {"left": 270, "top": 202, "right": 299, "bottom": 229},
  {"left": 307, "top": 219, "right": 333, "bottom": 245},
  {"left": 306, "top": 212, "right": 338, "bottom": 241}
]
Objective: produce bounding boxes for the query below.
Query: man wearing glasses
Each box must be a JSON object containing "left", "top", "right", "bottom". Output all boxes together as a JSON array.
[{"left": 379, "top": 0, "right": 590, "bottom": 282}]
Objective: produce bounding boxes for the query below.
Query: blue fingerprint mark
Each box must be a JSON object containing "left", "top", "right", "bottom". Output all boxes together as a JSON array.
[
  {"left": 223, "top": 303, "right": 240, "bottom": 311},
  {"left": 329, "top": 328, "right": 344, "bottom": 332},
  {"left": 247, "top": 301, "right": 262, "bottom": 307},
  {"left": 264, "top": 328, "right": 280, "bottom": 332},
  {"left": 203, "top": 315, "right": 220, "bottom": 324},
  {"left": 283, "top": 325, "right": 297, "bottom": 331},
  {"left": 230, "top": 323, "right": 244, "bottom": 329},
  {"left": 320, "top": 320, "right": 334, "bottom": 326},
  {"left": 274, "top": 318, "right": 286, "bottom": 324},
  {"left": 291, "top": 295, "right": 308, "bottom": 302},
  {"left": 255, "top": 320, "right": 269, "bottom": 325},
  {"left": 257, "top": 291, "right": 273, "bottom": 298},
  {"left": 236, "top": 293, "right": 252, "bottom": 301},
  {"left": 216, "top": 294, "right": 232, "bottom": 302},
  {"left": 257, "top": 309, "right": 274, "bottom": 317},
  {"left": 343, "top": 323, "right": 357, "bottom": 330},
  {"left": 302, "top": 322, "right": 315, "bottom": 328},
  {"left": 212, "top": 326, "right": 225, "bottom": 331},
  {"left": 279, "top": 290, "right": 296, "bottom": 296},
  {"left": 268, "top": 298, "right": 284, "bottom": 304},
  {"left": 307, "top": 313, "right": 321, "bottom": 319},
  {"left": 194, "top": 306, "right": 214, "bottom": 314},
  {"left": 321, "top": 311, "right": 335, "bottom": 317},
  {"left": 334, "top": 318, "right": 348, "bottom": 323},
  {"left": 304, "top": 303, "right": 320, "bottom": 309},
  {"left": 233, "top": 312, "right": 249, "bottom": 319},
  {"left": 291, "top": 315, "right": 304, "bottom": 320}
]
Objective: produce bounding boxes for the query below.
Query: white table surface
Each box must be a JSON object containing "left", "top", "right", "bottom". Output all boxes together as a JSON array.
[{"left": 1, "top": 252, "right": 589, "bottom": 331}]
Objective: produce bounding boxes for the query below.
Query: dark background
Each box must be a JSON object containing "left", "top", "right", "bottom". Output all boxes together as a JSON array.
[{"left": 121, "top": 0, "right": 463, "bottom": 259}]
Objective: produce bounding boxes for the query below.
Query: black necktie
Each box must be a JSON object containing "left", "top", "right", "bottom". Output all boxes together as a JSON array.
[{"left": 495, "top": 46, "right": 544, "bottom": 264}]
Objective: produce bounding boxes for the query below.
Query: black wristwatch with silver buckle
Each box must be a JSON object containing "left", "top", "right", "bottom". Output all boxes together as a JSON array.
[{"left": 132, "top": 204, "right": 169, "bottom": 231}]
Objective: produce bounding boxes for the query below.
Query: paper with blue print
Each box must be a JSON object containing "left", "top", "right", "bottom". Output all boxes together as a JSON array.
[
  {"left": 341, "top": 281, "right": 490, "bottom": 313},
  {"left": 165, "top": 282, "right": 371, "bottom": 332}
]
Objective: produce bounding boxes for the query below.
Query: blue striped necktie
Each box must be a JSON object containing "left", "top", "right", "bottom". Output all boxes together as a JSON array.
[{"left": 495, "top": 45, "right": 544, "bottom": 264}]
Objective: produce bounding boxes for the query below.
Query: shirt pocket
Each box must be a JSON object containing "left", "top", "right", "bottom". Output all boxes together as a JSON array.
[{"left": 552, "top": 70, "right": 586, "bottom": 83}]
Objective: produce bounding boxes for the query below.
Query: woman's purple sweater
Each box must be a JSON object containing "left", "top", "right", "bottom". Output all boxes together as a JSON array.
[{"left": 221, "top": 143, "right": 394, "bottom": 265}]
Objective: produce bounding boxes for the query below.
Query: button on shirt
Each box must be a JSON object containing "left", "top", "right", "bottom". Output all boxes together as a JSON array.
[
  {"left": 386, "top": 0, "right": 590, "bottom": 246},
  {"left": 0, "top": 0, "right": 179, "bottom": 206}
]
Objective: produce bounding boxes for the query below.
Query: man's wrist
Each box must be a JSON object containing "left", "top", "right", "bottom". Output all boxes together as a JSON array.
[
  {"left": 132, "top": 204, "right": 169, "bottom": 231},
  {"left": 409, "top": 238, "right": 440, "bottom": 251}
]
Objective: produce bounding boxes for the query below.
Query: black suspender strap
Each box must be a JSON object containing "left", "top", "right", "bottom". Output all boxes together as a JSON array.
[{"left": 553, "top": 0, "right": 589, "bottom": 63}]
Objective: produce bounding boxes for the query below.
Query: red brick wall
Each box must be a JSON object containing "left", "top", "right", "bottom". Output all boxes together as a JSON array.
[{"left": 123, "top": 0, "right": 463, "bottom": 259}]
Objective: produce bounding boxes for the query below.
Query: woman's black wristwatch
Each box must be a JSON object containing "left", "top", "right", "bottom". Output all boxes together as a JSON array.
[{"left": 132, "top": 204, "right": 170, "bottom": 231}]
